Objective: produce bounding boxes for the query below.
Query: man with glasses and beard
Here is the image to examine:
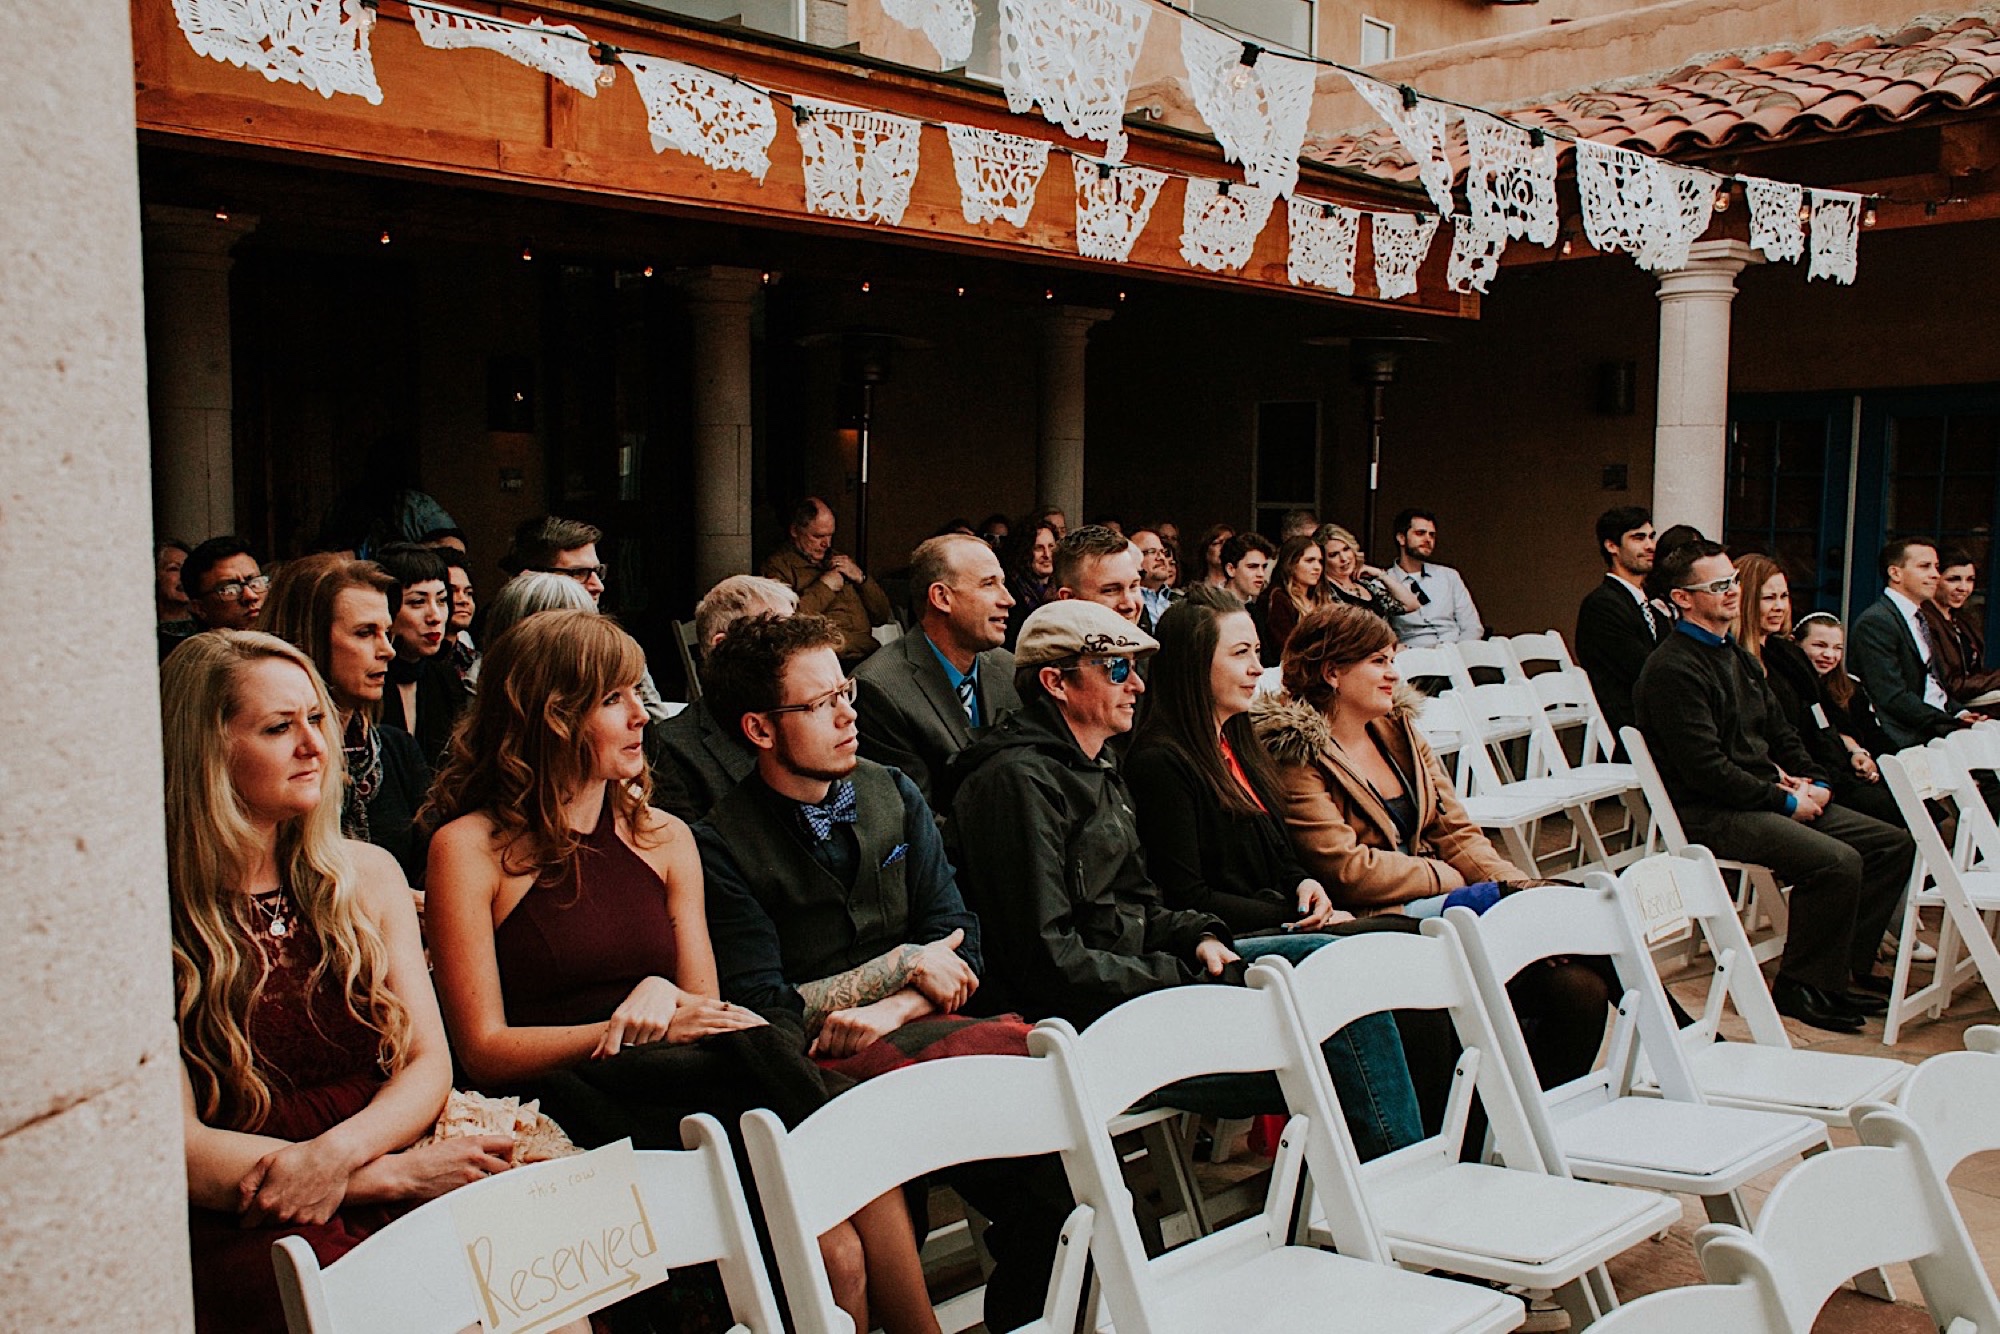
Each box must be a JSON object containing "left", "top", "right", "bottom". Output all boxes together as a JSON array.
[
  {"left": 1634, "top": 540, "right": 1912, "bottom": 1034},
  {"left": 695, "top": 613, "right": 1070, "bottom": 1334}
]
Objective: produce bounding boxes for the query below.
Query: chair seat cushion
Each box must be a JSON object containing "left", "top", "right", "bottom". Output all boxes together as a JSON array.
[
  {"left": 1686, "top": 1042, "right": 1909, "bottom": 1112},
  {"left": 1372, "top": 1164, "right": 1674, "bottom": 1266},
  {"left": 1151, "top": 1245, "right": 1521, "bottom": 1334},
  {"left": 1556, "top": 1097, "right": 1821, "bottom": 1177}
]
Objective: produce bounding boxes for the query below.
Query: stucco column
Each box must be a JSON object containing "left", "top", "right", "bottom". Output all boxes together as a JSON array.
[
  {"left": 1037, "top": 306, "right": 1113, "bottom": 525},
  {"left": 1, "top": 4, "right": 194, "bottom": 1330},
  {"left": 145, "top": 205, "right": 255, "bottom": 544},
  {"left": 1653, "top": 240, "right": 1757, "bottom": 538},
  {"left": 682, "top": 266, "right": 763, "bottom": 594}
]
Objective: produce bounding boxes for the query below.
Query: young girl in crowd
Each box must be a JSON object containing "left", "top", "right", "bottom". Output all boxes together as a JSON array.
[
  {"left": 423, "top": 609, "right": 938, "bottom": 1334},
  {"left": 1316, "top": 523, "right": 1418, "bottom": 618},
  {"left": 1796, "top": 610, "right": 1892, "bottom": 756},
  {"left": 1733, "top": 554, "right": 1897, "bottom": 824},
  {"left": 167, "top": 632, "right": 512, "bottom": 1334},
  {"left": 1259, "top": 535, "right": 1328, "bottom": 666},
  {"left": 1252, "top": 603, "right": 1615, "bottom": 1088},
  {"left": 259, "top": 554, "right": 433, "bottom": 887}
]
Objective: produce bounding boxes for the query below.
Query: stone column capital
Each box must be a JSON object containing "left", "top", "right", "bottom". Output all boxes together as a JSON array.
[
  {"left": 1041, "top": 305, "right": 1115, "bottom": 340},
  {"left": 1655, "top": 239, "right": 1760, "bottom": 302},
  {"left": 143, "top": 205, "right": 257, "bottom": 265},
  {"left": 677, "top": 264, "right": 765, "bottom": 308}
]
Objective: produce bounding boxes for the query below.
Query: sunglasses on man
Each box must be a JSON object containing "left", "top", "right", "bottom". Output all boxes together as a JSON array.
[
  {"left": 1678, "top": 572, "right": 1740, "bottom": 596},
  {"left": 1061, "top": 656, "right": 1137, "bottom": 685}
]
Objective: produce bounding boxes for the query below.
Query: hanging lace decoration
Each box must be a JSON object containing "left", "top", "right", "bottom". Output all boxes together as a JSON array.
[
  {"left": 1574, "top": 140, "right": 1716, "bottom": 273},
  {"left": 944, "top": 124, "right": 1051, "bottom": 227},
  {"left": 1287, "top": 197, "right": 1359, "bottom": 294},
  {"left": 1341, "top": 72, "right": 1454, "bottom": 215},
  {"left": 1446, "top": 214, "right": 1503, "bottom": 294},
  {"left": 410, "top": 4, "right": 600, "bottom": 96},
  {"left": 1743, "top": 176, "right": 1805, "bottom": 263},
  {"left": 1808, "top": 189, "right": 1861, "bottom": 285},
  {"left": 1636, "top": 160, "right": 1718, "bottom": 273},
  {"left": 1463, "top": 112, "right": 1557, "bottom": 246},
  {"left": 1000, "top": 0, "right": 1151, "bottom": 162},
  {"left": 170, "top": 0, "right": 382, "bottom": 103},
  {"left": 792, "top": 97, "right": 925, "bottom": 225},
  {"left": 1179, "top": 178, "right": 1276, "bottom": 272},
  {"left": 1072, "top": 154, "right": 1166, "bottom": 262},
  {"left": 881, "top": 0, "right": 977, "bottom": 68},
  {"left": 1371, "top": 212, "right": 1437, "bottom": 301},
  {"left": 1179, "top": 22, "right": 1318, "bottom": 198},
  {"left": 620, "top": 53, "right": 777, "bottom": 181}
]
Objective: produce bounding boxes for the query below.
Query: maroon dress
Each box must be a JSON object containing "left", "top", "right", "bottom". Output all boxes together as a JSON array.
[{"left": 187, "top": 891, "right": 398, "bottom": 1334}]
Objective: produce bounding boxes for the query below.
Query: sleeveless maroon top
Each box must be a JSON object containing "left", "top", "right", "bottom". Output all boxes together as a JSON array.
[{"left": 492, "top": 786, "right": 680, "bottom": 1027}]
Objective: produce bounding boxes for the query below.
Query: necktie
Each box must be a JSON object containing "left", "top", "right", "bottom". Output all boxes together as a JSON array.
[
  {"left": 956, "top": 674, "right": 978, "bottom": 726},
  {"left": 1639, "top": 597, "right": 1658, "bottom": 640},
  {"left": 799, "top": 780, "right": 858, "bottom": 841}
]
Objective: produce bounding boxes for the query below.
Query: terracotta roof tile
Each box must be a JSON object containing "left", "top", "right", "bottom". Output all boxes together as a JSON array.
[{"left": 1307, "top": 16, "right": 2000, "bottom": 181}]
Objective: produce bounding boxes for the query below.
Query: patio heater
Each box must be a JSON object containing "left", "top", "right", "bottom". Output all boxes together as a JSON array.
[
  {"left": 1307, "top": 333, "right": 1433, "bottom": 557},
  {"left": 798, "top": 329, "right": 928, "bottom": 568}
]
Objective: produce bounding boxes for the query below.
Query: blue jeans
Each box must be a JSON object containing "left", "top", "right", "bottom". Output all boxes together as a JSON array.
[{"left": 1143, "top": 933, "right": 1423, "bottom": 1160}]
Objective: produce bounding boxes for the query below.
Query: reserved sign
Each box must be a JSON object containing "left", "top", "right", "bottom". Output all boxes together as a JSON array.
[
  {"left": 451, "top": 1139, "right": 669, "bottom": 1333},
  {"left": 1628, "top": 858, "right": 1693, "bottom": 946}
]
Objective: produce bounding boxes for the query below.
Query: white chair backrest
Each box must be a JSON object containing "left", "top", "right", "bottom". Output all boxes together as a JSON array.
[
  {"left": 1448, "top": 686, "right": 1540, "bottom": 796},
  {"left": 1507, "top": 630, "right": 1577, "bottom": 674},
  {"left": 741, "top": 1054, "right": 1090, "bottom": 1334},
  {"left": 1582, "top": 1278, "right": 1783, "bottom": 1333},
  {"left": 1882, "top": 745, "right": 1969, "bottom": 879},
  {"left": 1709, "top": 1110, "right": 2000, "bottom": 1333},
  {"left": 1412, "top": 690, "right": 1470, "bottom": 770},
  {"left": 1253, "top": 664, "right": 1284, "bottom": 695},
  {"left": 1529, "top": 670, "right": 1619, "bottom": 766},
  {"left": 1394, "top": 642, "right": 1461, "bottom": 687},
  {"left": 1451, "top": 637, "right": 1524, "bottom": 692},
  {"left": 1895, "top": 1045, "right": 2000, "bottom": 1177},
  {"left": 1620, "top": 726, "right": 1690, "bottom": 853},
  {"left": 273, "top": 1116, "right": 783, "bottom": 1334}
]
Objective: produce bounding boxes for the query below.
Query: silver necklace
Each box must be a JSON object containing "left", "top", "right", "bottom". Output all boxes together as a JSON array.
[{"left": 250, "top": 888, "right": 292, "bottom": 939}]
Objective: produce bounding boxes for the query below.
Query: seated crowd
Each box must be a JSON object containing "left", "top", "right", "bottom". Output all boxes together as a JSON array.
[{"left": 155, "top": 492, "right": 1992, "bottom": 1332}]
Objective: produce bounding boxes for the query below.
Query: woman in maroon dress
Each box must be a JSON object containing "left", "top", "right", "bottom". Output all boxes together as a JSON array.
[
  {"left": 424, "top": 609, "right": 938, "bottom": 1334},
  {"left": 164, "top": 631, "right": 516, "bottom": 1334}
]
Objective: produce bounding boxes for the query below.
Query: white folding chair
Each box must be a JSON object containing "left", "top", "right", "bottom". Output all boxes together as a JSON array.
[
  {"left": 741, "top": 1054, "right": 1094, "bottom": 1334},
  {"left": 1581, "top": 1277, "right": 1784, "bottom": 1333},
  {"left": 1030, "top": 983, "right": 1526, "bottom": 1334},
  {"left": 1439, "top": 686, "right": 1621, "bottom": 876},
  {"left": 1620, "top": 727, "right": 1790, "bottom": 966},
  {"left": 1593, "top": 848, "right": 1909, "bottom": 1126},
  {"left": 1449, "top": 886, "right": 1827, "bottom": 1230},
  {"left": 1879, "top": 742, "right": 2000, "bottom": 1044},
  {"left": 1709, "top": 1110, "right": 2000, "bottom": 1332},
  {"left": 1422, "top": 693, "right": 1585, "bottom": 876},
  {"left": 1395, "top": 642, "right": 1463, "bottom": 692},
  {"left": 1252, "top": 931, "right": 1680, "bottom": 1325},
  {"left": 1505, "top": 631, "right": 1577, "bottom": 674},
  {"left": 273, "top": 1117, "right": 784, "bottom": 1334}
]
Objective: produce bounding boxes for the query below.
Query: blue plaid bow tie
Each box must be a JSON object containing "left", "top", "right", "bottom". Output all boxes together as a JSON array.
[{"left": 799, "top": 780, "right": 859, "bottom": 841}]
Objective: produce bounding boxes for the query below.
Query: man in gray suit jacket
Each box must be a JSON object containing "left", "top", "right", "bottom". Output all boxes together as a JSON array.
[
  {"left": 855, "top": 533, "right": 1021, "bottom": 803},
  {"left": 647, "top": 574, "right": 798, "bottom": 822}
]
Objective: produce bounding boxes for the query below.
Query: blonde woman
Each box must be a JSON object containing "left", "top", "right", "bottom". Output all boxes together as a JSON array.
[
  {"left": 1315, "top": 523, "right": 1418, "bottom": 619},
  {"left": 166, "top": 632, "right": 513, "bottom": 1333},
  {"left": 424, "top": 610, "right": 939, "bottom": 1334}
]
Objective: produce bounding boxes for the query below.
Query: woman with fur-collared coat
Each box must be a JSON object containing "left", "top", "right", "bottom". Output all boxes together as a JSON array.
[{"left": 1251, "top": 602, "right": 1615, "bottom": 1090}]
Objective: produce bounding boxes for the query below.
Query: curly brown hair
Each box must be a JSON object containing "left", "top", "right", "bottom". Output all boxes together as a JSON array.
[
  {"left": 1280, "top": 602, "right": 1398, "bottom": 711},
  {"left": 421, "top": 608, "right": 654, "bottom": 877}
]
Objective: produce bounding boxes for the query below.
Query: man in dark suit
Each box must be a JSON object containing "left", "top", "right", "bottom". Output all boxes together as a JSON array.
[
  {"left": 854, "top": 533, "right": 1022, "bottom": 804},
  {"left": 1850, "top": 536, "right": 1988, "bottom": 750},
  {"left": 1575, "top": 506, "right": 1666, "bottom": 752},
  {"left": 647, "top": 574, "right": 798, "bottom": 823}
]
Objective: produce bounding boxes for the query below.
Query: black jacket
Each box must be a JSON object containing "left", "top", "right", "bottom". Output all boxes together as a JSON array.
[
  {"left": 364, "top": 722, "right": 432, "bottom": 888},
  {"left": 1851, "top": 594, "right": 1960, "bottom": 748},
  {"left": 1575, "top": 575, "right": 1667, "bottom": 748},
  {"left": 1123, "top": 734, "right": 1307, "bottom": 933},
  {"left": 383, "top": 655, "right": 467, "bottom": 772},
  {"left": 854, "top": 629, "right": 1021, "bottom": 804},
  {"left": 646, "top": 698, "right": 755, "bottom": 825},
  {"left": 1633, "top": 626, "right": 1825, "bottom": 817},
  {"left": 942, "top": 696, "right": 1229, "bottom": 1028}
]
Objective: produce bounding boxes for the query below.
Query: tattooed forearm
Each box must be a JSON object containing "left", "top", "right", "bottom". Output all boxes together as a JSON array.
[{"left": 798, "top": 943, "right": 921, "bottom": 1033}]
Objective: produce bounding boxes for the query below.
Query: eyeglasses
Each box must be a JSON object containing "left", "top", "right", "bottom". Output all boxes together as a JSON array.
[
  {"left": 1062, "top": 655, "right": 1136, "bottom": 685},
  {"left": 534, "top": 564, "right": 609, "bottom": 585},
  {"left": 203, "top": 575, "right": 270, "bottom": 602},
  {"left": 1679, "top": 573, "right": 1741, "bottom": 596},
  {"left": 764, "top": 677, "right": 858, "bottom": 717}
]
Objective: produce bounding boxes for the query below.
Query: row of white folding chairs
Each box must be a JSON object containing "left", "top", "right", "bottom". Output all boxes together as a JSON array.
[{"left": 1592, "top": 1026, "right": 2000, "bottom": 1333}]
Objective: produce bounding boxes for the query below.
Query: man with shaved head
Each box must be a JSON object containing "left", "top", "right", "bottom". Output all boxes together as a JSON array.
[
  {"left": 854, "top": 533, "right": 1020, "bottom": 803},
  {"left": 761, "top": 495, "right": 895, "bottom": 666}
]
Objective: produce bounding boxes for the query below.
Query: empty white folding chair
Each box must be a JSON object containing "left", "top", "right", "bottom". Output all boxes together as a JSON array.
[
  {"left": 1581, "top": 1276, "right": 1784, "bottom": 1333},
  {"left": 273, "top": 1116, "right": 784, "bottom": 1334},
  {"left": 1878, "top": 742, "right": 2000, "bottom": 1044},
  {"left": 1449, "top": 885, "right": 1827, "bottom": 1229},
  {"left": 742, "top": 1053, "right": 1094, "bottom": 1334},
  {"left": 1252, "top": 930, "right": 1680, "bottom": 1325},
  {"left": 1030, "top": 982, "right": 1526, "bottom": 1334},
  {"left": 1395, "top": 642, "right": 1463, "bottom": 693},
  {"left": 1505, "top": 631, "right": 1577, "bottom": 676},
  {"left": 1707, "top": 1109, "right": 2000, "bottom": 1332},
  {"left": 1422, "top": 692, "right": 1586, "bottom": 876},
  {"left": 1448, "top": 648, "right": 1539, "bottom": 771},
  {"left": 1594, "top": 848, "right": 1909, "bottom": 1125},
  {"left": 1442, "top": 685, "right": 1623, "bottom": 875},
  {"left": 1620, "top": 727, "right": 1789, "bottom": 966},
  {"left": 1890, "top": 1026, "right": 2000, "bottom": 1183}
]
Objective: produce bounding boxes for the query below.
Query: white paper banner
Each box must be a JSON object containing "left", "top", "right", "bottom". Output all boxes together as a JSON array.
[
  {"left": 1342, "top": 72, "right": 1455, "bottom": 215},
  {"left": 1287, "top": 197, "right": 1360, "bottom": 293},
  {"left": 1072, "top": 155, "right": 1166, "bottom": 261},
  {"left": 1000, "top": 0, "right": 1151, "bottom": 161},
  {"left": 171, "top": 0, "right": 382, "bottom": 103},
  {"left": 945, "top": 124, "right": 1052, "bottom": 227},
  {"left": 1179, "top": 23, "right": 1317, "bottom": 198},
  {"left": 1372, "top": 211, "right": 1437, "bottom": 300},
  {"left": 1180, "top": 177, "right": 1276, "bottom": 273},
  {"left": 412, "top": 4, "right": 601, "bottom": 96},
  {"left": 793, "top": 96, "right": 926, "bottom": 225},
  {"left": 620, "top": 53, "right": 778, "bottom": 181}
]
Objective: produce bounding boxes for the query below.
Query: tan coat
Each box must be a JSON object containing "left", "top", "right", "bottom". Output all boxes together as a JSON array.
[{"left": 1250, "top": 689, "right": 1524, "bottom": 912}]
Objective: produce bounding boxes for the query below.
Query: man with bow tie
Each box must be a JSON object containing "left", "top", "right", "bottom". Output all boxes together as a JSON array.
[{"left": 694, "top": 611, "right": 1069, "bottom": 1332}]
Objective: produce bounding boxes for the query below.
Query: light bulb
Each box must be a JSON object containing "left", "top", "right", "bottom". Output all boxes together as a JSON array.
[
  {"left": 861, "top": 280, "right": 871, "bottom": 293},
  {"left": 596, "top": 64, "right": 617, "bottom": 90},
  {"left": 955, "top": 286, "right": 966, "bottom": 297},
  {"left": 520, "top": 242, "right": 534, "bottom": 261},
  {"left": 1862, "top": 204, "right": 1879, "bottom": 228},
  {"left": 1561, "top": 238, "right": 1573, "bottom": 256},
  {"left": 215, "top": 207, "right": 230, "bottom": 221},
  {"left": 1712, "top": 185, "right": 1730, "bottom": 213},
  {"left": 379, "top": 228, "right": 391, "bottom": 245},
  {"left": 1044, "top": 288, "right": 1054, "bottom": 301},
  {"left": 642, "top": 265, "right": 655, "bottom": 277},
  {"left": 1229, "top": 64, "right": 1254, "bottom": 91},
  {"left": 1797, "top": 202, "right": 1812, "bottom": 224}
]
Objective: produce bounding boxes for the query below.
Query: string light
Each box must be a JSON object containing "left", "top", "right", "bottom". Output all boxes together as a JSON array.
[
  {"left": 520, "top": 240, "right": 534, "bottom": 261},
  {"left": 1797, "top": 200, "right": 1813, "bottom": 224},
  {"left": 352, "top": 0, "right": 377, "bottom": 33},
  {"left": 1862, "top": 202, "right": 1879, "bottom": 228},
  {"left": 592, "top": 42, "right": 618, "bottom": 90},
  {"left": 642, "top": 264, "right": 655, "bottom": 277},
  {"left": 1712, "top": 183, "right": 1731, "bottom": 213},
  {"left": 214, "top": 207, "right": 230, "bottom": 221},
  {"left": 1044, "top": 288, "right": 1054, "bottom": 300},
  {"left": 1230, "top": 43, "right": 1260, "bottom": 92},
  {"left": 860, "top": 279, "right": 871, "bottom": 292},
  {"left": 955, "top": 285, "right": 966, "bottom": 296},
  {"left": 379, "top": 227, "right": 391, "bottom": 244}
]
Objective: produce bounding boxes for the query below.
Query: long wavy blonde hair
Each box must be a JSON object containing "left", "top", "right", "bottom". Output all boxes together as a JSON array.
[
  {"left": 161, "top": 631, "right": 413, "bottom": 1131},
  {"left": 422, "top": 609, "right": 655, "bottom": 878}
]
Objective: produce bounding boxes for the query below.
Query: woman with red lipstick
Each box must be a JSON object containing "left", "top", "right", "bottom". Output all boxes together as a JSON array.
[
  {"left": 423, "top": 610, "right": 939, "bottom": 1334},
  {"left": 372, "top": 543, "right": 467, "bottom": 771},
  {"left": 259, "top": 554, "right": 432, "bottom": 887}
]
